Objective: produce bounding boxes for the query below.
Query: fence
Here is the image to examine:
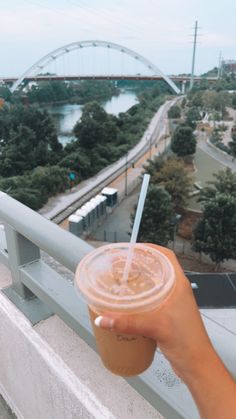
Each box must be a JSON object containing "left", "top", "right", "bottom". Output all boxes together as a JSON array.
[{"left": 0, "top": 192, "right": 188, "bottom": 419}]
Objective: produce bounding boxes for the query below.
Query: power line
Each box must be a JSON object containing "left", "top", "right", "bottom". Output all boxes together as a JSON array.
[{"left": 67, "top": 0, "right": 149, "bottom": 34}]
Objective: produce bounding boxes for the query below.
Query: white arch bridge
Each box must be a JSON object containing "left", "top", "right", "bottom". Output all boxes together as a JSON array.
[{"left": 8, "top": 40, "right": 181, "bottom": 94}]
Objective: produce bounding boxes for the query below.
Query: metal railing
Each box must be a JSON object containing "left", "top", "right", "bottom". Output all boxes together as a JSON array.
[{"left": 0, "top": 192, "right": 191, "bottom": 419}]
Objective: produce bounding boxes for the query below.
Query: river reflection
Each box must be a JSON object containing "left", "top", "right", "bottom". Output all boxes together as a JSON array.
[{"left": 46, "top": 91, "right": 137, "bottom": 146}]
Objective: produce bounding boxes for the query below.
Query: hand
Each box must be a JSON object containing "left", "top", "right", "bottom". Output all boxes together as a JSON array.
[
  {"left": 95, "top": 245, "right": 236, "bottom": 419},
  {"left": 95, "top": 244, "right": 215, "bottom": 381}
]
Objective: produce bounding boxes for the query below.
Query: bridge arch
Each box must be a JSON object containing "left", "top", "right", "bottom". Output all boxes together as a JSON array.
[{"left": 10, "top": 40, "right": 180, "bottom": 94}]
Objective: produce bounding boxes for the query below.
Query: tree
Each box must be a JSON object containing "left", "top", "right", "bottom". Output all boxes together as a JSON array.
[
  {"left": 59, "top": 149, "right": 93, "bottom": 179},
  {"left": 0, "top": 105, "right": 62, "bottom": 176},
  {"left": 171, "top": 125, "right": 196, "bottom": 158},
  {"left": 131, "top": 185, "right": 174, "bottom": 246},
  {"left": 143, "top": 156, "right": 193, "bottom": 208},
  {"left": 198, "top": 168, "right": 236, "bottom": 203},
  {"left": 229, "top": 127, "right": 236, "bottom": 159},
  {"left": 202, "top": 90, "right": 230, "bottom": 118},
  {"left": 188, "top": 91, "right": 203, "bottom": 108},
  {"left": 185, "top": 107, "right": 201, "bottom": 129},
  {"left": 231, "top": 93, "right": 236, "bottom": 110},
  {"left": 168, "top": 105, "right": 181, "bottom": 119},
  {"left": 0, "top": 86, "right": 12, "bottom": 101},
  {"left": 73, "top": 101, "right": 118, "bottom": 149},
  {"left": 193, "top": 193, "right": 236, "bottom": 269}
]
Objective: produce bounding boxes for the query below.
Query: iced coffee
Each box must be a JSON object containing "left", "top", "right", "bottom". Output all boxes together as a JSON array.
[{"left": 75, "top": 243, "right": 175, "bottom": 376}]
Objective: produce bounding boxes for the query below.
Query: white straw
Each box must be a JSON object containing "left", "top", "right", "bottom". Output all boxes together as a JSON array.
[{"left": 122, "top": 174, "right": 150, "bottom": 282}]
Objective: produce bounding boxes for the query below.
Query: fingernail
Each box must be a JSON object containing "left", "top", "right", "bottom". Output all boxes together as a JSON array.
[{"left": 94, "top": 316, "right": 115, "bottom": 329}]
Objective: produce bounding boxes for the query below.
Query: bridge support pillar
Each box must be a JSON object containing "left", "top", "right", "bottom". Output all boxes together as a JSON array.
[{"left": 181, "top": 80, "right": 186, "bottom": 94}]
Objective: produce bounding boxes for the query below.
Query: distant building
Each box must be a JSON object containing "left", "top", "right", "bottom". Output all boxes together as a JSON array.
[{"left": 222, "top": 59, "right": 236, "bottom": 74}]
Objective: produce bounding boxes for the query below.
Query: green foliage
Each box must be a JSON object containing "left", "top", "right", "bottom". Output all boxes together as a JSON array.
[
  {"left": 168, "top": 105, "right": 181, "bottom": 118},
  {"left": 73, "top": 101, "right": 118, "bottom": 149},
  {"left": 0, "top": 166, "right": 69, "bottom": 210},
  {"left": 181, "top": 98, "right": 187, "bottom": 108},
  {"left": 59, "top": 149, "right": 92, "bottom": 179},
  {"left": 185, "top": 107, "right": 201, "bottom": 129},
  {"left": 202, "top": 90, "right": 230, "bottom": 116},
  {"left": 194, "top": 169, "right": 236, "bottom": 266},
  {"left": 171, "top": 125, "right": 196, "bottom": 157},
  {"left": 132, "top": 185, "right": 174, "bottom": 246},
  {"left": 0, "top": 86, "right": 12, "bottom": 101},
  {"left": 71, "top": 92, "right": 165, "bottom": 179},
  {"left": 0, "top": 105, "right": 62, "bottom": 176},
  {"left": 1, "top": 85, "right": 166, "bottom": 210},
  {"left": 228, "top": 125, "right": 236, "bottom": 158},
  {"left": 193, "top": 193, "right": 236, "bottom": 267},
  {"left": 188, "top": 91, "right": 203, "bottom": 108},
  {"left": 231, "top": 93, "right": 236, "bottom": 110},
  {"left": 198, "top": 168, "right": 236, "bottom": 203},
  {"left": 26, "top": 80, "right": 118, "bottom": 104},
  {"left": 210, "top": 128, "right": 223, "bottom": 144},
  {"left": 28, "top": 81, "right": 70, "bottom": 103},
  {"left": 229, "top": 136, "right": 236, "bottom": 158},
  {"left": 143, "top": 156, "right": 193, "bottom": 208},
  {"left": 74, "top": 80, "right": 118, "bottom": 103}
]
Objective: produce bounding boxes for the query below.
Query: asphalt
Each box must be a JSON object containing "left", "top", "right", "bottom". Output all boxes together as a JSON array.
[
  {"left": 0, "top": 395, "right": 16, "bottom": 419},
  {"left": 197, "top": 131, "right": 236, "bottom": 172},
  {"left": 90, "top": 185, "right": 140, "bottom": 242}
]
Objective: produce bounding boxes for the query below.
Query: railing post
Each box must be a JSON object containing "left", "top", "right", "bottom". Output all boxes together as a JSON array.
[{"left": 4, "top": 224, "right": 40, "bottom": 299}]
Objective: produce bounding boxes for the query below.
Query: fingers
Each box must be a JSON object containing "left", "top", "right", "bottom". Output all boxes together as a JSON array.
[{"left": 94, "top": 313, "right": 157, "bottom": 340}]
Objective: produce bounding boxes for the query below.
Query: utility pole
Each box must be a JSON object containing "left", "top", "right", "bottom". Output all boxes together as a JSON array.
[
  {"left": 190, "top": 20, "right": 198, "bottom": 90},
  {"left": 149, "top": 136, "right": 152, "bottom": 159},
  {"left": 146, "top": 132, "right": 152, "bottom": 159},
  {"left": 218, "top": 51, "right": 222, "bottom": 78},
  {"left": 125, "top": 152, "right": 128, "bottom": 196}
]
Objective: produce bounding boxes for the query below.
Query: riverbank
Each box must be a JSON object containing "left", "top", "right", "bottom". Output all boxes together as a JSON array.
[{"left": 46, "top": 90, "right": 138, "bottom": 145}]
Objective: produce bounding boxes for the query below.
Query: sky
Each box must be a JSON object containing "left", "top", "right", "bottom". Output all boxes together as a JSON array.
[{"left": 1, "top": 0, "right": 236, "bottom": 78}]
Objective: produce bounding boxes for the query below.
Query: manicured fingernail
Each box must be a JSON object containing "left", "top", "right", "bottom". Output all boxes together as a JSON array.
[{"left": 94, "top": 316, "right": 115, "bottom": 329}]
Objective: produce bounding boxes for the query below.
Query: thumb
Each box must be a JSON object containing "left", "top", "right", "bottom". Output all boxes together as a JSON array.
[{"left": 94, "top": 314, "right": 156, "bottom": 340}]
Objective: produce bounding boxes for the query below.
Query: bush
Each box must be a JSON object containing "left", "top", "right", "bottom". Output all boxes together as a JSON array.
[{"left": 168, "top": 105, "right": 181, "bottom": 118}]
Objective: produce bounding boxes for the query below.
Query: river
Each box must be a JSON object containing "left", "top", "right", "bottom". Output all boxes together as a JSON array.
[{"left": 46, "top": 91, "right": 138, "bottom": 146}]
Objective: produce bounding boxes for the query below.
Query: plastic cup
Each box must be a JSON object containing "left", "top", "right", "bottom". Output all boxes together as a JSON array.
[{"left": 75, "top": 243, "right": 175, "bottom": 377}]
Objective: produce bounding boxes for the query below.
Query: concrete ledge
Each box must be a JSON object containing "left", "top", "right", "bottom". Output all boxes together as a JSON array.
[{"left": 0, "top": 265, "right": 163, "bottom": 419}]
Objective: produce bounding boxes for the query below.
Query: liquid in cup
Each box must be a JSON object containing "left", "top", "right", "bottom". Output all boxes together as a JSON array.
[{"left": 75, "top": 243, "right": 175, "bottom": 377}]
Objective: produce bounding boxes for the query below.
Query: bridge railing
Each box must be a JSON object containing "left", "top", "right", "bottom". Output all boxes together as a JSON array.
[{"left": 0, "top": 192, "right": 193, "bottom": 419}]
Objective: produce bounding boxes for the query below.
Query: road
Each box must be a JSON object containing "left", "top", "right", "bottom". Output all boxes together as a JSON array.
[
  {"left": 197, "top": 131, "right": 236, "bottom": 172},
  {"left": 40, "top": 96, "right": 179, "bottom": 221}
]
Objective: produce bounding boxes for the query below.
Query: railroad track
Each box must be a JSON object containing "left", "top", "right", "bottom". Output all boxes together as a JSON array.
[{"left": 51, "top": 140, "right": 154, "bottom": 225}]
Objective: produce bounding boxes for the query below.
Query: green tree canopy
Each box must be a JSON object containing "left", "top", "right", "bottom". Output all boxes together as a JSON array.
[
  {"left": 198, "top": 168, "right": 236, "bottom": 203},
  {"left": 168, "top": 105, "right": 181, "bottom": 119},
  {"left": 228, "top": 126, "right": 236, "bottom": 159},
  {"left": 171, "top": 125, "right": 196, "bottom": 158},
  {"left": 231, "top": 93, "right": 236, "bottom": 110},
  {"left": 0, "top": 105, "right": 62, "bottom": 176},
  {"left": 144, "top": 156, "right": 193, "bottom": 208},
  {"left": 193, "top": 193, "right": 236, "bottom": 268},
  {"left": 73, "top": 101, "right": 118, "bottom": 149},
  {"left": 132, "top": 184, "right": 174, "bottom": 246},
  {"left": 185, "top": 107, "right": 202, "bottom": 129},
  {"left": 202, "top": 90, "right": 230, "bottom": 117}
]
